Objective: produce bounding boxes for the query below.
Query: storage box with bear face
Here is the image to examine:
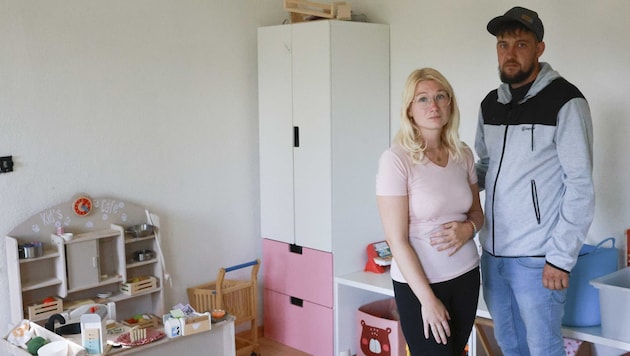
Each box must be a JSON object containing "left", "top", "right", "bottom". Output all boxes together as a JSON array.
[{"left": 357, "top": 298, "right": 406, "bottom": 356}]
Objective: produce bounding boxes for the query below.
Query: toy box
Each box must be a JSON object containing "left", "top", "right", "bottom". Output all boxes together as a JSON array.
[
  {"left": 357, "top": 298, "right": 406, "bottom": 356},
  {"left": 182, "top": 312, "right": 211, "bottom": 336},
  {"left": 162, "top": 312, "right": 211, "bottom": 337},
  {"left": 120, "top": 276, "right": 157, "bottom": 295},
  {"left": 25, "top": 297, "right": 63, "bottom": 321}
]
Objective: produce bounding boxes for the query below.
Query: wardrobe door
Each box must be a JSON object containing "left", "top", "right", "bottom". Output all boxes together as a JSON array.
[
  {"left": 258, "top": 25, "right": 295, "bottom": 246},
  {"left": 292, "top": 21, "right": 332, "bottom": 252}
]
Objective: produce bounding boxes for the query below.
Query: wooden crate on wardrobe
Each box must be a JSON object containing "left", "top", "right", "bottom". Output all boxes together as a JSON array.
[{"left": 284, "top": 0, "right": 351, "bottom": 23}]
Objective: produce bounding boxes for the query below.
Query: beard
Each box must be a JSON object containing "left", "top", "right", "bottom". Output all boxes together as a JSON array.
[{"left": 499, "top": 62, "right": 536, "bottom": 85}]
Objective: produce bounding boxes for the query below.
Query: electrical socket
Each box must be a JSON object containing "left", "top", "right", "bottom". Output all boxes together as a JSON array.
[{"left": 0, "top": 156, "right": 13, "bottom": 173}]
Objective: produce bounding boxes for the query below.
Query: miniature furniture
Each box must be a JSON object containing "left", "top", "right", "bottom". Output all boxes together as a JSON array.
[{"left": 5, "top": 195, "right": 165, "bottom": 328}]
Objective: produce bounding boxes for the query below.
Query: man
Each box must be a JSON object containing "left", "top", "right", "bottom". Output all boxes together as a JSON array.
[{"left": 475, "top": 6, "right": 595, "bottom": 356}]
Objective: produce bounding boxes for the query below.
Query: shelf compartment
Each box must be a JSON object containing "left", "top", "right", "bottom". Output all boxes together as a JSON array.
[
  {"left": 66, "top": 275, "right": 123, "bottom": 294},
  {"left": 21, "top": 277, "right": 63, "bottom": 292},
  {"left": 126, "top": 259, "right": 158, "bottom": 269},
  {"left": 108, "top": 286, "right": 162, "bottom": 302},
  {"left": 19, "top": 248, "right": 59, "bottom": 264},
  {"left": 124, "top": 235, "right": 156, "bottom": 244},
  {"left": 63, "top": 229, "right": 120, "bottom": 244}
]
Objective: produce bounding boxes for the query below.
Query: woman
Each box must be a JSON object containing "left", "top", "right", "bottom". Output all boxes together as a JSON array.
[{"left": 376, "top": 68, "right": 483, "bottom": 355}]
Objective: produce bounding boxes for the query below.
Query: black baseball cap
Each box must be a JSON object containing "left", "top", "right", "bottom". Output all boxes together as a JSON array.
[{"left": 487, "top": 6, "right": 544, "bottom": 41}]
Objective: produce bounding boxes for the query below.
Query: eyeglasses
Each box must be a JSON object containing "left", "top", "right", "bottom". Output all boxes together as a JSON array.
[{"left": 412, "top": 92, "right": 452, "bottom": 109}]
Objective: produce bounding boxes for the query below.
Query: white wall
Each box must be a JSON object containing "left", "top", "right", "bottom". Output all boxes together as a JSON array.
[
  {"left": 0, "top": 0, "right": 287, "bottom": 336},
  {"left": 2, "top": 1, "right": 629, "bottom": 353}
]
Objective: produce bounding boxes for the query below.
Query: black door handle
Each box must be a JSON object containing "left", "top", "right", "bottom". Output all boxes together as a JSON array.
[
  {"left": 290, "top": 296, "right": 303, "bottom": 307},
  {"left": 289, "top": 244, "right": 303, "bottom": 254}
]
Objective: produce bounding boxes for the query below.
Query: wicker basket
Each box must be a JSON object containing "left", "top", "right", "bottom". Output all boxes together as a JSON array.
[{"left": 187, "top": 259, "right": 260, "bottom": 356}]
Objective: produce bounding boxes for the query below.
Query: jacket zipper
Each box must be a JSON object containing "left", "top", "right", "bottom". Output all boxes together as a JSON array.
[
  {"left": 491, "top": 125, "right": 510, "bottom": 255},
  {"left": 531, "top": 179, "right": 541, "bottom": 224}
]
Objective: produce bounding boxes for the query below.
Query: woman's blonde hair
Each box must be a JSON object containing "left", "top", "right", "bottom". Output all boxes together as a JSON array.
[{"left": 394, "top": 68, "right": 466, "bottom": 163}]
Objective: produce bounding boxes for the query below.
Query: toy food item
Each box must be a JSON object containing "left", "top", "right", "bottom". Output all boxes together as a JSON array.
[
  {"left": 26, "top": 336, "right": 47, "bottom": 355},
  {"left": 43, "top": 296, "right": 56, "bottom": 304},
  {"left": 211, "top": 309, "right": 226, "bottom": 319},
  {"left": 7, "top": 320, "right": 33, "bottom": 348}
]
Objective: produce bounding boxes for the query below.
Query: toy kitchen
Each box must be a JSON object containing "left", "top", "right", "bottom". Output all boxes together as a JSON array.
[{"left": 0, "top": 194, "right": 230, "bottom": 356}]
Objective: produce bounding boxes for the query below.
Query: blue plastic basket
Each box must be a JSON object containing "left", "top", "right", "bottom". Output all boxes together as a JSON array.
[{"left": 562, "top": 237, "right": 618, "bottom": 327}]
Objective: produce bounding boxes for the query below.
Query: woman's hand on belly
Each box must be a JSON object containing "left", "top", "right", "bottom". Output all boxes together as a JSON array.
[{"left": 429, "top": 220, "right": 474, "bottom": 256}]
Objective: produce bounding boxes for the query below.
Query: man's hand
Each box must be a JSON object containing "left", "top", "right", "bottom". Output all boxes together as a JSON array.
[{"left": 542, "top": 263, "right": 569, "bottom": 290}]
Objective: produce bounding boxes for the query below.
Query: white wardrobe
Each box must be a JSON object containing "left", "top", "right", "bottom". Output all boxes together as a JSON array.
[{"left": 258, "top": 20, "right": 390, "bottom": 355}]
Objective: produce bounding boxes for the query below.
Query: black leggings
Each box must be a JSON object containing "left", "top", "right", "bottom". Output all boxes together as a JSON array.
[{"left": 393, "top": 267, "right": 480, "bottom": 356}]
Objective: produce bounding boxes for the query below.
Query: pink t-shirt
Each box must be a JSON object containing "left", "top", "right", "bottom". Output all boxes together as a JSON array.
[{"left": 376, "top": 144, "right": 480, "bottom": 283}]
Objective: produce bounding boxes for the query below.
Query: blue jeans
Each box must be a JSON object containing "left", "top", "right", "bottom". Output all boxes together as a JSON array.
[{"left": 481, "top": 251, "right": 566, "bottom": 356}]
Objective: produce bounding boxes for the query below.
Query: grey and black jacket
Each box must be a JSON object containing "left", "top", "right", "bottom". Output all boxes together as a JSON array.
[{"left": 475, "top": 62, "right": 595, "bottom": 272}]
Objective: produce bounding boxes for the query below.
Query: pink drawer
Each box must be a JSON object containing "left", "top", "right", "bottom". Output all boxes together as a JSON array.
[
  {"left": 263, "top": 238, "right": 333, "bottom": 308},
  {"left": 263, "top": 288, "right": 333, "bottom": 356}
]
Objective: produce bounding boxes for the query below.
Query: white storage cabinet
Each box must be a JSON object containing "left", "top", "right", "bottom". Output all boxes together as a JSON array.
[{"left": 258, "top": 20, "right": 390, "bottom": 355}]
